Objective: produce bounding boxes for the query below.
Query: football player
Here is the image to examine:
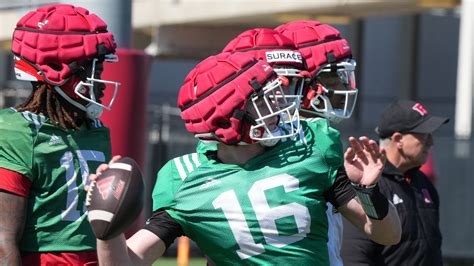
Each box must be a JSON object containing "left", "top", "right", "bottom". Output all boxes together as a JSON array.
[
  {"left": 152, "top": 29, "right": 308, "bottom": 263},
  {"left": 276, "top": 20, "right": 358, "bottom": 123},
  {"left": 0, "top": 4, "right": 119, "bottom": 264},
  {"left": 154, "top": 27, "right": 345, "bottom": 265},
  {"left": 275, "top": 20, "right": 359, "bottom": 266},
  {"left": 91, "top": 53, "right": 400, "bottom": 265}
]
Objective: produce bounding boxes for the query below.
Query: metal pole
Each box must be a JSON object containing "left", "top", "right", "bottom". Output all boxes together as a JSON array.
[
  {"left": 455, "top": 0, "right": 474, "bottom": 140},
  {"left": 61, "top": 0, "right": 132, "bottom": 49}
]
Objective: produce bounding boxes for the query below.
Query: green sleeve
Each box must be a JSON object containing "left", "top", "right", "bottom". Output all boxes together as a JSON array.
[
  {"left": 152, "top": 159, "right": 182, "bottom": 211},
  {"left": 152, "top": 152, "right": 208, "bottom": 211},
  {"left": 0, "top": 110, "right": 34, "bottom": 180}
]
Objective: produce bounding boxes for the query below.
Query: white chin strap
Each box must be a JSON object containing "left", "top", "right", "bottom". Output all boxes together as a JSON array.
[{"left": 54, "top": 86, "right": 103, "bottom": 119}]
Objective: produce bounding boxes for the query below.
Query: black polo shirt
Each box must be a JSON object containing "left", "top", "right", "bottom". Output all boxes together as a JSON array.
[{"left": 341, "top": 162, "right": 443, "bottom": 266}]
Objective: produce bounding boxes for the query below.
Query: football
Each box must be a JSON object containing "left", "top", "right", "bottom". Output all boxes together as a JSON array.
[{"left": 86, "top": 157, "right": 144, "bottom": 240}]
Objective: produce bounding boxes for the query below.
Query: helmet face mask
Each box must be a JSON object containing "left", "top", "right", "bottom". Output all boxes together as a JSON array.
[
  {"left": 51, "top": 55, "right": 120, "bottom": 119},
  {"left": 248, "top": 77, "right": 301, "bottom": 147},
  {"left": 309, "top": 59, "right": 358, "bottom": 122},
  {"left": 275, "top": 20, "right": 358, "bottom": 122},
  {"left": 273, "top": 67, "right": 308, "bottom": 111},
  {"left": 73, "top": 56, "right": 120, "bottom": 115}
]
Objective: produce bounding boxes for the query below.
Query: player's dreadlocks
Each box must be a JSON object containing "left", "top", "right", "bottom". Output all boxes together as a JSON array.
[{"left": 16, "top": 82, "right": 89, "bottom": 130}]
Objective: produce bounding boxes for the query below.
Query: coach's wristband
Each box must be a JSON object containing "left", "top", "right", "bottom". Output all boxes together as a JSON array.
[{"left": 351, "top": 182, "right": 389, "bottom": 220}]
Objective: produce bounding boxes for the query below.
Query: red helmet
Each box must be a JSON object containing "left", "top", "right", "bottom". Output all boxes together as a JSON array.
[
  {"left": 178, "top": 52, "right": 301, "bottom": 146},
  {"left": 276, "top": 20, "right": 358, "bottom": 122},
  {"left": 11, "top": 4, "right": 120, "bottom": 118},
  {"left": 222, "top": 28, "right": 304, "bottom": 70},
  {"left": 222, "top": 28, "right": 309, "bottom": 111}
]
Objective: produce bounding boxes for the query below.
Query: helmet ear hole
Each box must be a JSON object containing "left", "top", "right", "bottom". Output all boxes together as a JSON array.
[
  {"left": 216, "top": 119, "right": 231, "bottom": 129},
  {"left": 49, "top": 64, "right": 63, "bottom": 71}
]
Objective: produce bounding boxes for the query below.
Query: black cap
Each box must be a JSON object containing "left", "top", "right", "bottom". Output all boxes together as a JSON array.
[{"left": 375, "top": 99, "right": 449, "bottom": 138}]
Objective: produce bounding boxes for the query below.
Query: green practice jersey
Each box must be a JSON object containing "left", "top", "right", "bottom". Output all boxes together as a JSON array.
[
  {"left": 153, "top": 119, "right": 343, "bottom": 265},
  {"left": 0, "top": 108, "right": 111, "bottom": 252}
]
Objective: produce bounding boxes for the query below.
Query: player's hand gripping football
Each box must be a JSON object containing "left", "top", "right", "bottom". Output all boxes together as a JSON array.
[
  {"left": 85, "top": 155, "right": 144, "bottom": 240},
  {"left": 85, "top": 155, "right": 122, "bottom": 192},
  {"left": 344, "top": 136, "right": 386, "bottom": 186}
]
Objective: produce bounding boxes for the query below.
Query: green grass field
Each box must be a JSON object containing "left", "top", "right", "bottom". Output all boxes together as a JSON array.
[{"left": 153, "top": 257, "right": 207, "bottom": 266}]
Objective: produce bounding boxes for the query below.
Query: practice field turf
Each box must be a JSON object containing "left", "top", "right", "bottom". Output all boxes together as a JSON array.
[{"left": 153, "top": 257, "right": 207, "bottom": 266}]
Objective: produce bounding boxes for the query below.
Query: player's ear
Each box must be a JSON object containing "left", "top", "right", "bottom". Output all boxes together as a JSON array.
[{"left": 392, "top": 132, "right": 403, "bottom": 148}]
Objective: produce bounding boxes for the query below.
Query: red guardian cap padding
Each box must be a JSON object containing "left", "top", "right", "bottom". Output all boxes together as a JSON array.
[
  {"left": 178, "top": 53, "right": 275, "bottom": 145},
  {"left": 275, "top": 20, "right": 352, "bottom": 76},
  {"left": 222, "top": 28, "right": 309, "bottom": 112},
  {"left": 11, "top": 4, "right": 117, "bottom": 87},
  {"left": 222, "top": 28, "right": 304, "bottom": 69}
]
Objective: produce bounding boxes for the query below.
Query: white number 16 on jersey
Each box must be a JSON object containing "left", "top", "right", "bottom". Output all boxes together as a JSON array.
[{"left": 212, "top": 174, "right": 310, "bottom": 259}]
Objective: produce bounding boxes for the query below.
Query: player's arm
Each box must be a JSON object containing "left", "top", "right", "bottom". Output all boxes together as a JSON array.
[
  {"left": 91, "top": 160, "right": 183, "bottom": 265},
  {"left": 0, "top": 168, "right": 30, "bottom": 264},
  {"left": 339, "top": 136, "right": 401, "bottom": 245},
  {"left": 0, "top": 192, "right": 27, "bottom": 264},
  {"left": 97, "top": 209, "right": 184, "bottom": 265},
  {"left": 339, "top": 196, "right": 400, "bottom": 245},
  {"left": 324, "top": 166, "right": 400, "bottom": 246},
  {"left": 97, "top": 229, "right": 165, "bottom": 265}
]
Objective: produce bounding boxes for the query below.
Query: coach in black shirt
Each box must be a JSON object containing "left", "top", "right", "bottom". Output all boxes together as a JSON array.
[{"left": 341, "top": 99, "right": 448, "bottom": 266}]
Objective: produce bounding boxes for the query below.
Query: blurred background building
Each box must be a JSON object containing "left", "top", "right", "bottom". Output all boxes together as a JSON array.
[{"left": 0, "top": 0, "right": 472, "bottom": 264}]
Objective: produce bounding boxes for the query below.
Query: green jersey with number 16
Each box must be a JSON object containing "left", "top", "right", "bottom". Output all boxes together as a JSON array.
[
  {"left": 0, "top": 108, "right": 111, "bottom": 252},
  {"left": 153, "top": 119, "right": 343, "bottom": 265}
]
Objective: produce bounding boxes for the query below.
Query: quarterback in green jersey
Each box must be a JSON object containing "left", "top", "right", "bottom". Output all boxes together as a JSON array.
[
  {"left": 275, "top": 20, "right": 360, "bottom": 266},
  {"left": 0, "top": 4, "right": 120, "bottom": 265},
  {"left": 152, "top": 25, "right": 357, "bottom": 266},
  {"left": 92, "top": 53, "right": 401, "bottom": 265}
]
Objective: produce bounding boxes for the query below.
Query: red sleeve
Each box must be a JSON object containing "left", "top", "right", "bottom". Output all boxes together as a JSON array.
[{"left": 0, "top": 168, "right": 31, "bottom": 197}]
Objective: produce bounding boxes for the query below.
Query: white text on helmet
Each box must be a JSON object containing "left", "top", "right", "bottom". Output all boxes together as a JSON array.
[{"left": 266, "top": 51, "right": 303, "bottom": 63}]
